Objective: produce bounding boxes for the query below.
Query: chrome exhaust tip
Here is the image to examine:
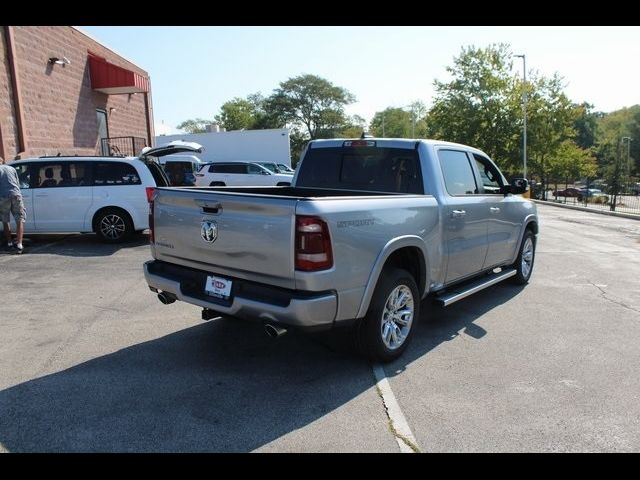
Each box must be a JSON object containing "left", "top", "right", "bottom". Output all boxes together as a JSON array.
[
  {"left": 265, "top": 323, "right": 287, "bottom": 338},
  {"left": 157, "top": 292, "right": 176, "bottom": 305}
]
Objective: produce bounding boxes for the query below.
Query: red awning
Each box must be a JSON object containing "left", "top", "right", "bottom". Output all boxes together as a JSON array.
[{"left": 88, "top": 54, "right": 149, "bottom": 94}]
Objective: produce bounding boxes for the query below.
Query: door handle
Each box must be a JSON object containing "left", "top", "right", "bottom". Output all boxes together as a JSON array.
[
  {"left": 451, "top": 209, "right": 466, "bottom": 218},
  {"left": 35, "top": 194, "right": 48, "bottom": 198},
  {"left": 490, "top": 207, "right": 500, "bottom": 213}
]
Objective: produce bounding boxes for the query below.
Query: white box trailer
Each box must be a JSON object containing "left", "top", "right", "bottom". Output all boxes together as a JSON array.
[{"left": 154, "top": 128, "right": 291, "bottom": 166}]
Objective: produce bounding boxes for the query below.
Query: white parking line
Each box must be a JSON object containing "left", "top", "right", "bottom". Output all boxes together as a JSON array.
[{"left": 372, "top": 364, "right": 421, "bottom": 453}]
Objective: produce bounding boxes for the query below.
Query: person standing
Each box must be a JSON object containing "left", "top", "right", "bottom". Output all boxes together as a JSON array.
[{"left": 0, "top": 157, "right": 26, "bottom": 254}]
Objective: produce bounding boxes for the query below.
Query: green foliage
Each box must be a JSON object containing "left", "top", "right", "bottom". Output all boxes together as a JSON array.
[
  {"left": 214, "top": 93, "right": 282, "bottom": 131},
  {"left": 572, "top": 102, "right": 601, "bottom": 150},
  {"left": 176, "top": 118, "right": 213, "bottom": 134},
  {"left": 524, "top": 73, "right": 581, "bottom": 181},
  {"left": 369, "top": 102, "right": 428, "bottom": 138},
  {"left": 339, "top": 115, "right": 368, "bottom": 138},
  {"left": 595, "top": 105, "right": 640, "bottom": 177},
  {"left": 214, "top": 97, "right": 260, "bottom": 131},
  {"left": 426, "top": 44, "right": 521, "bottom": 172},
  {"left": 266, "top": 74, "right": 356, "bottom": 139},
  {"left": 425, "top": 43, "right": 596, "bottom": 187}
]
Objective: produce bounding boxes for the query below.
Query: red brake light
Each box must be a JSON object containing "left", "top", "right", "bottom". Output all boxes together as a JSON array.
[
  {"left": 295, "top": 215, "right": 333, "bottom": 271},
  {"left": 343, "top": 140, "right": 376, "bottom": 147},
  {"left": 146, "top": 188, "right": 156, "bottom": 243},
  {"left": 145, "top": 187, "right": 156, "bottom": 203}
]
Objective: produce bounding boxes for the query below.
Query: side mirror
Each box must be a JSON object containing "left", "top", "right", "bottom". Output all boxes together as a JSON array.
[{"left": 506, "top": 178, "right": 529, "bottom": 195}]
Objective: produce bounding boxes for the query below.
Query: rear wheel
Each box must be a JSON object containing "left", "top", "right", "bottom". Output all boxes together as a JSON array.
[
  {"left": 94, "top": 208, "right": 133, "bottom": 243},
  {"left": 209, "top": 181, "right": 226, "bottom": 187},
  {"left": 511, "top": 229, "right": 536, "bottom": 284},
  {"left": 357, "top": 268, "right": 419, "bottom": 362}
]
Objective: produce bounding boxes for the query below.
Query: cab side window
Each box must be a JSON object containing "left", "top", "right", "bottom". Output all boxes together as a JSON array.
[
  {"left": 438, "top": 150, "right": 478, "bottom": 195},
  {"left": 473, "top": 154, "right": 503, "bottom": 194}
]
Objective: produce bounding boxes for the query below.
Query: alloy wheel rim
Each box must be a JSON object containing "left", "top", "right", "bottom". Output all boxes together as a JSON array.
[
  {"left": 380, "top": 285, "right": 414, "bottom": 350},
  {"left": 521, "top": 237, "right": 534, "bottom": 278},
  {"left": 100, "top": 214, "right": 126, "bottom": 240}
]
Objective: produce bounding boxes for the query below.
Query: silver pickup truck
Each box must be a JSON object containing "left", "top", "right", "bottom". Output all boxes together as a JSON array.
[{"left": 144, "top": 138, "right": 538, "bottom": 361}]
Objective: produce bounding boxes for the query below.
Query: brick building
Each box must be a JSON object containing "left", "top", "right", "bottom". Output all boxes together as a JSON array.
[{"left": 0, "top": 26, "right": 154, "bottom": 161}]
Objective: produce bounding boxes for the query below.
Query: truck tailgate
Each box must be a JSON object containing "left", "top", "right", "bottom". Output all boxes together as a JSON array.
[{"left": 152, "top": 189, "right": 297, "bottom": 289}]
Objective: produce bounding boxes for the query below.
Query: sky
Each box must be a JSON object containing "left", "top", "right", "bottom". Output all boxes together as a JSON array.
[{"left": 81, "top": 26, "right": 640, "bottom": 134}]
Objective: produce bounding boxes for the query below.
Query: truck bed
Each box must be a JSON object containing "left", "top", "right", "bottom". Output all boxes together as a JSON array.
[{"left": 169, "top": 185, "right": 418, "bottom": 199}]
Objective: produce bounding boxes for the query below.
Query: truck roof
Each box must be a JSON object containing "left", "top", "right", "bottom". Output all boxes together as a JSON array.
[{"left": 309, "top": 138, "right": 490, "bottom": 157}]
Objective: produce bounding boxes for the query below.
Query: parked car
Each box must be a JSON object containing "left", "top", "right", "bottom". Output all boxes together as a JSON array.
[
  {"left": 553, "top": 187, "right": 581, "bottom": 197},
  {"left": 255, "top": 162, "right": 293, "bottom": 175},
  {"left": 194, "top": 162, "right": 293, "bottom": 187},
  {"left": 160, "top": 155, "right": 203, "bottom": 186},
  {"left": 577, "top": 188, "right": 609, "bottom": 202},
  {"left": 7, "top": 142, "right": 203, "bottom": 243},
  {"left": 145, "top": 137, "right": 538, "bottom": 362},
  {"left": 277, "top": 163, "right": 295, "bottom": 174}
]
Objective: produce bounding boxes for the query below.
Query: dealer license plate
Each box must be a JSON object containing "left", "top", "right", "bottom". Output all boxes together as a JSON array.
[{"left": 205, "top": 275, "right": 232, "bottom": 299}]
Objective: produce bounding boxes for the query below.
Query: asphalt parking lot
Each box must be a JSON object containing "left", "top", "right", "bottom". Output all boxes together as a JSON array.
[{"left": 1, "top": 203, "right": 639, "bottom": 452}]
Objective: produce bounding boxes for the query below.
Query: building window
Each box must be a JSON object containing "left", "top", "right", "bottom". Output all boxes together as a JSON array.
[{"left": 96, "top": 109, "right": 109, "bottom": 155}]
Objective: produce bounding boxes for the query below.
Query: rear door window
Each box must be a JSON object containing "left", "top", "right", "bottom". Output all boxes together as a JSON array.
[
  {"left": 93, "top": 162, "right": 142, "bottom": 186},
  {"left": 297, "top": 146, "right": 423, "bottom": 193},
  {"left": 34, "top": 162, "right": 90, "bottom": 188},
  {"left": 210, "top": 164, "right": 247, "bottom": 174}
]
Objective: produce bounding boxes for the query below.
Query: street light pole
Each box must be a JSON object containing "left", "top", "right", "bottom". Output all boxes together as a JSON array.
[
  {"left": 622, "top": 136, "right": 632, "bottom": 178},
  {"left": 515, "top": 54, "right": 527, "bottom": 181}
]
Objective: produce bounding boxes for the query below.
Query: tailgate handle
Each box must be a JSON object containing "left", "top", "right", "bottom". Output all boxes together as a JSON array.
[{"left": 195, "top": 199, "right": 222, "bottom": 215}]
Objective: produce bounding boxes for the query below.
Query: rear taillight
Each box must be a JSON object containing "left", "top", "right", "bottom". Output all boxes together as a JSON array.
[
  {"left": 147, "top": 188, "right": 157, "bottom": 244},
  {"left": 295, "top": 215, "right": 333, "bottom": 271},
  {"left": 145, "top": 187, "right": 156, "bottom": 203}
]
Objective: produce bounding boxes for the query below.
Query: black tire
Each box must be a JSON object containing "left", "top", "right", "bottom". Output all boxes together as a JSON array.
[
  {"left": 94, "top": 208, "right": 134, "bottom": 244},
  {"left": 356, "top": 268, "right": 419, "bottom": 363},
  {"left": 209, "top": 181, "right": 226, "bottom": 187},
  {"left": 510, "top": 229, "right": 536, "bottom": 285},
  {"left": 276, "top": 182, "right": 291, "bottom": 186}
]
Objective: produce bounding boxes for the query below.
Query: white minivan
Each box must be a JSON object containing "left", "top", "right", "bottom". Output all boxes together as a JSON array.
[{"left": 8, "top": 142, "right": 201, "bottom": 243}]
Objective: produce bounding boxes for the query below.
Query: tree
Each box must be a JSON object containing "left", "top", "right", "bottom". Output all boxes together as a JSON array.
[
  {"left": 214, "top": 97, "right": 260, "bottom": 131},
  {"left": 548, "top": 140, "right": 597, "bottom": 199},
  {"left": 176, "top": 118, "right": 213, "bottom": 134},
  {"left": 369, "top": 102, "right": 428, "bottom": 138},
  {"left": 214, "top": 93, "right": 283, "bottom": 131},
  {"left": 595, "top": 105, "right": 640, "bottom": 177},
  {"left": 266, "top": 74, "right": 355, "bottom": 140},
  {"left": 426, "top": 44, "right": 521, "bottom": 172},
  {"left": 572, "top": 102, "right": 601, "bottom": 150},
  {"left": 523, "top": 73, "right": 581, "bottom": 196},
  {"left": 339, "top": 114, "right": 368, "bottom": 138}
]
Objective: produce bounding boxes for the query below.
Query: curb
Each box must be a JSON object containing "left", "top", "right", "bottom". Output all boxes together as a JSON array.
[{"left": 532, "top": 199, "right": 640, "bottom": 221}]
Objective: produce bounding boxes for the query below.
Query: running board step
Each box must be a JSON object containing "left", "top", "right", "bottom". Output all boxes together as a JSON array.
[{"left": 435, "top": 268, "right": 517, "bottom": 307}]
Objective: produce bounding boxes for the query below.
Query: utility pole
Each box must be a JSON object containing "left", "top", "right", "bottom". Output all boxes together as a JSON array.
[{"left": 514, "top": 54, "right": 527, "bottom": 180}]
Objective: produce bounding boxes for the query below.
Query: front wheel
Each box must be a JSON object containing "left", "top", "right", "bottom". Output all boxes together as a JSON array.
[
  {"left": 357, "top": 268, "right": 419, "bottom": 362},
  {"left": 511, "top": 229, "right": 536, "bottom": 284}
]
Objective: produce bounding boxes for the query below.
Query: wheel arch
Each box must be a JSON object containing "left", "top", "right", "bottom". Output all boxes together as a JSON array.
[
  {"left": 508, "top": 214, "right": 538, "bottom": 265},
  {"left": 91, "top": 205, "right": 134, "bottom": 232},
  {"left": 356, "top": 236, "right": 429, "bottom": 319}
]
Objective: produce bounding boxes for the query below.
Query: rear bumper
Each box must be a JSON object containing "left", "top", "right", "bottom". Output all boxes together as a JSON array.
[{"left": 143, "top": 260, "right": 337, "bottom": 330}]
